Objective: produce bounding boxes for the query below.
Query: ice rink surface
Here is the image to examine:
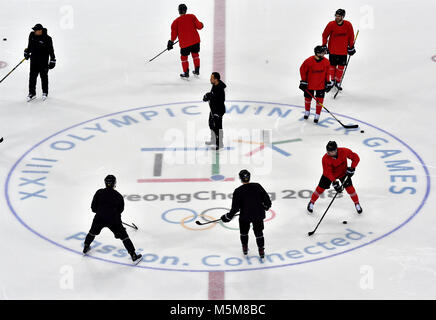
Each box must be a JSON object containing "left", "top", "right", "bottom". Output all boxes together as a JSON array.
[{"left": 0, "top": 0, "right": 436, "bottom": 299}]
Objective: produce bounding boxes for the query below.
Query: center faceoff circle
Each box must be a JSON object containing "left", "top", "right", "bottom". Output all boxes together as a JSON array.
[{"left": 5, "top": 101, "right": 430, "bottom": 271}]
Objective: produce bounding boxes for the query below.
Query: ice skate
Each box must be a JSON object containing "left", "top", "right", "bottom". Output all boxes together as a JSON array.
[
  {"left": 307, "top": 201, "right": 314, "bottom": 213},
  {"left": 180, "top": 69, "right": 189, "bottom": 79},
  {"left": 355, "top": 203, "right": 362, "bottom": 214},
  {"left": 258, "top": 247, "right": 265, "bottom": 259},
  {"left": 242, "top": 245, "right": 248, "bottom": 256},
  {"left": 27, "top": 94, "right": 36, "bottom": 102},
  {"left": 83, "top": 244, "right": 91, "bottom": 255},
  {"left": 131, "top": 253, "right": 143, "bottom": 265}
]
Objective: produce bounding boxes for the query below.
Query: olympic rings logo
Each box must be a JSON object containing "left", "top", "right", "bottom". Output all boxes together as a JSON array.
[{"left": 161, "top": 207, "right": 277, "bottom": 231}]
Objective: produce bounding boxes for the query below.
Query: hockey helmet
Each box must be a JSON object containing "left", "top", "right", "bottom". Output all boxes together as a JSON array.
[
  {"left": 239, "top": 169, "right": 251, "bottom": 183},
  {"left": 326, "top": 141, "right": 338, "bottom": 152},
  {"left": 104, "top": 175, "right": 116, "bottom": 187},
  {"left": 314, "top": 45, "right": 326, "bottom": 55},
  {"left": 335, "top": 9, "right": 345, "bottom": 17},
  {"left": 178, "top": 4, "right": 187, "bottom": 14}
]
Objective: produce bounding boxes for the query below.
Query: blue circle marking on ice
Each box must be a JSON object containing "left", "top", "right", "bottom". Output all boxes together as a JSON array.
[
  {"left": 211, "top": 174, "right": 225, "bottom": 181},
  {"left": 162, "top": 207, "right": 197, "bottom": 224},
  {"left": 4, "top": 101, "right": 431, "bottom": 272}
]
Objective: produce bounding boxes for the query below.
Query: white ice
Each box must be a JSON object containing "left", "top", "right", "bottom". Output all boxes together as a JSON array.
[{"left": 0, "top": 0, "right": 436, "bottom": 299}]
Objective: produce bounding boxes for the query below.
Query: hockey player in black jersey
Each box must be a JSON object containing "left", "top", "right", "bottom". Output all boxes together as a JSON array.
[
  {"left": 83, "top": 175, "right": 143, "bottom": 265},
  {"left": 24, "top": 24, "right": 56, "bottom": 101},
  {"left": 221, "top": 170, "right": 272, "bottom": 258},
  {"left": 203, "top": 72, "right": 226, "bottom": 150}
]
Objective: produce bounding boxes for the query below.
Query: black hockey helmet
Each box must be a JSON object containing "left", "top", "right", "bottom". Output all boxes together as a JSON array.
[
  {"left": 335, "top": 9, "right": 346, "bottom": 17},
  {"left": 104, "top": 175, "right": 116, "bottom": 188},
  {"left": 32, "top": 23, "right": 44, "bottom": 31},
  {"left": 314, "top": 45, "right": 326, "bottom": 55},
  {"left": 326, "top": 141, "right": 338, "bottom": 152},
  {"left": 178, "top": 4, "right": 187, "bottom": 14},
  {"left": 239, "top": 169, "right": 251, "bottom": 183}
]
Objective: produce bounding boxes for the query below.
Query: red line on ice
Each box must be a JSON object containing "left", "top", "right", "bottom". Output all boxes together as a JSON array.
[
  {"left": 213, "top": 0, "right": 226, "bottom": 80},
  {"left": 245, "top": 144, "right": 266, "bottom": 157},
  {"left": 208, "top": 271, "right": 225, "bottom": 300},
  {"left": 208, "top": 0, "right": 227, "bottom": 301}
]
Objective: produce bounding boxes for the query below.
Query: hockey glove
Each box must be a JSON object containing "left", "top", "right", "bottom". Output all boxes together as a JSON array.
[
  {"left": 347, "top": 46, "right": 356, "bottom": 56},
  {"left": 325, "top": 81, "right": 334, "bottom": 93},
  {"left": 167, "top": 40, "right": 174, "bottom": 51},
  {"left": 203, "top": 92, "right": 211, "bottom": 102},
  {"left": 24, "top": 48, "right": 30, "bottom": 60},
  {"left": 332, "top": 180, "right": 343, "bottom": 193},
  {"left": 48, "top": 59, "right": 56, "bottom": 69},
  {"left": 346, "top": 167, "right": 355, "bottom": 178},
  {"left": 221, "top": 214, "right": 231, "bottom": 223},
  {"left": 299, "top": 80, "right": 308, "bottom": 92}
]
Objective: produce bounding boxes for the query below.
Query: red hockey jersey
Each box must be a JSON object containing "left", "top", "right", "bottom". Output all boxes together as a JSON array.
[
  {"left": 322, "top": 147, "right": 360, "bottom": 182},
  {"left": 300, "top": 56, "right": 330, "bottom": 90},
  {"left": 171, "top": 14, "right": 204, "bottom": 49},
  {"left": 322, "top": 20, "right": 355, "bottom": 55}
]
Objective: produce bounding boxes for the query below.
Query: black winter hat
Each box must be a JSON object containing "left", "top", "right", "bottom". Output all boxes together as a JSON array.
[{"left": 32, "top": 24, "right": 44, "bottom": 31}]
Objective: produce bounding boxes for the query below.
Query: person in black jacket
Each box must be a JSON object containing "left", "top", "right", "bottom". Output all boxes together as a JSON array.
[
  {"left": 83, "top": 175, "right": 143, "bottom": 265},
  {"left": 203, "top": 72, "right": 226, "bottom": 150},
  {"left": 221, "top": 170, "right": 272, "bottom": 258},
  {"left": 24, "top": 24, "right": 56, "bottom": 101}
]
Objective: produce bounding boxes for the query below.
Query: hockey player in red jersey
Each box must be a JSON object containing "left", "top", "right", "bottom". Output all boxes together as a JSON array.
[
  {"left": 322, "top": 9, "right": 355, "bottom": 91},
  {"left": 299, "top": 46, "right": 333, "bottom": 123},
  {"left": 307, "top": 141, "right": 363, "bottom": 214},
  {"left": 167, "top": 4, "right": 204, "bottom": 78}
]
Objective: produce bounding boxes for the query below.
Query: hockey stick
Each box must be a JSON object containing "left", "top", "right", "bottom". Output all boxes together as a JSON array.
[
  {"left": 308, "top": 176, "right": 348, "bottom": 236},
  {"left": 305, "top": 89, "right": 358, "bottom": 129},
  {"left": 0, "top": 58, "right": 26, "bottom": 84},
  {"left": 334, "top": 30, "right": 359, "bottom": 99},
  {"left": 146, "top": 40, "right": 179, "bottom": 63},
  {"left": 123, "top": 221, "right": 138, "bottom": 230},
  {"left": 195, "top": 214, "right": 239, "bottom": 226}
]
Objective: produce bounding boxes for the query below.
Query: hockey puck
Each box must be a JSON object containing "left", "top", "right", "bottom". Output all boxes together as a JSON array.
[
  {"left": 2, "top": 38, "right": 6, "bottom": 41},
  {"left": 342, "top": 220, "right": 348, "bottom": 224},
  {"left": 360, "top": 130, "right": 364, "bottom": 133}
]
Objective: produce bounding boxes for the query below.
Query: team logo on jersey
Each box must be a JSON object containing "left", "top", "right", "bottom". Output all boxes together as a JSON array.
[{"left": 5, "top": 101, "right": 430, "bottom": 272}]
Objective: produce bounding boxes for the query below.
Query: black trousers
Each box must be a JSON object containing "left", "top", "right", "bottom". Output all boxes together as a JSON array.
[
  {"left": 29, "top": 64, "right": 49, "bottom": 95},
  {"left": 85, "top": 215, "right": 136, "bottom": 254},
  {"left": 329, "top": 54, "right": 347, "bottom": 66},
  {"left": 88, "top": 216, "right": 129, "bottom": 240},
  {"left": 318, "top": 174, "right": 353, "bottom": 189},
  {"left": 180, "top": 42, "right": 200, "bottom": 56},
  {"left": 239, "top": 219, "right": 265, "bottom": 248},
  {"left": 304, "top": 89, "right": 325, "bottom": 99},
  {"left": 208, "top": 112, "right": 223, "bottom": 147}
]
